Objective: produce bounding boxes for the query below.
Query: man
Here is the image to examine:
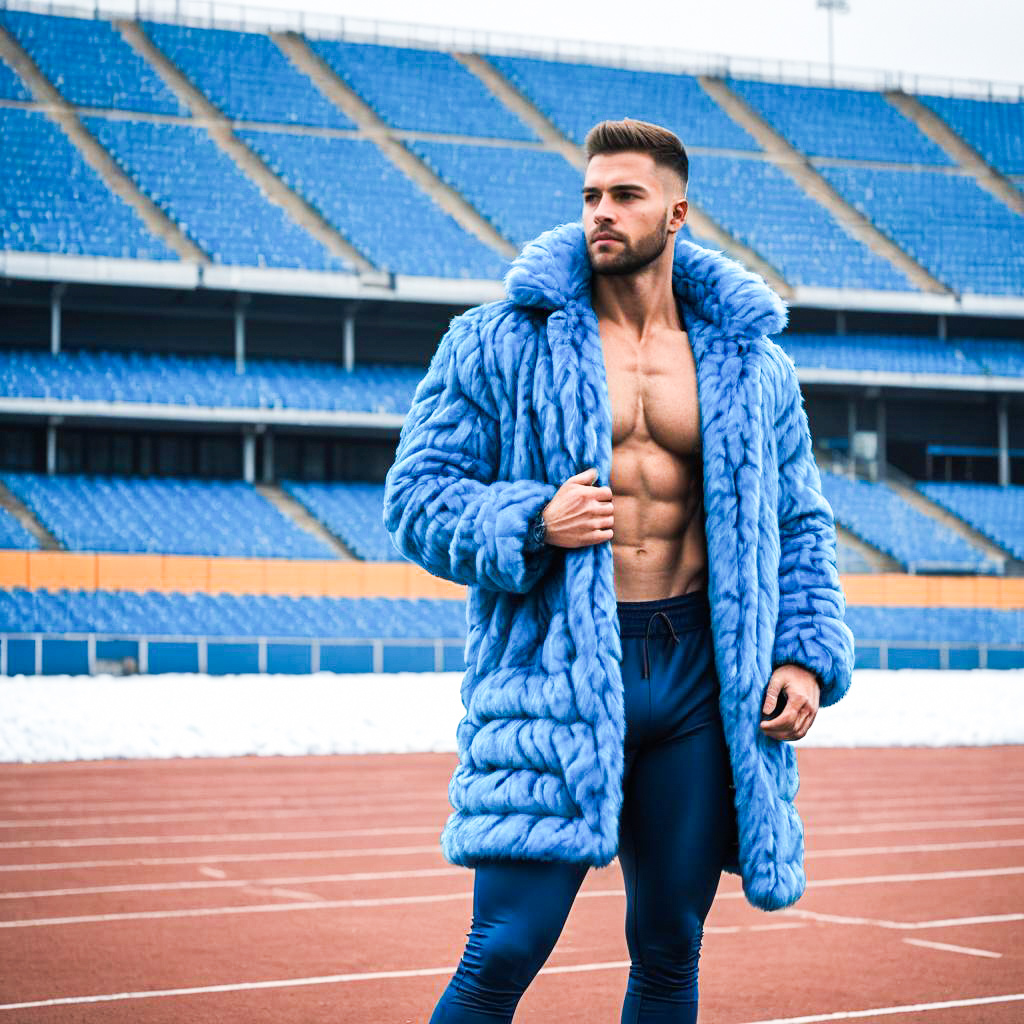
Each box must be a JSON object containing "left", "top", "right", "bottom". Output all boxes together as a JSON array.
[{"left": 383, "top": 118, "right": 854, "bottom": 1023}]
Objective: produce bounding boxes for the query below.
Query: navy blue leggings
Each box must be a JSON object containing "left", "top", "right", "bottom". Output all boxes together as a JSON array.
[{"left": 429, "top": 589, "right": 739, "bottom": 1023}]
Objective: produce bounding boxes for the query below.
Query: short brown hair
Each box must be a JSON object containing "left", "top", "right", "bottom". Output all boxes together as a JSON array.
[{"left": 583, "top": 118, "right": 688, "bottom": 192}]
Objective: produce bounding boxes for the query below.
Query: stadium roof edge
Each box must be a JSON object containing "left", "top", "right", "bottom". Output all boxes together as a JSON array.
[{"left": 2, "top": 0, "right": 1022, "bottom": 101}]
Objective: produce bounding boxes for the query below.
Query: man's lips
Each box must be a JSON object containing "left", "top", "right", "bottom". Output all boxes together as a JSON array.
[{"left": 592, "top": 234, "right": 622, "bottom": 243}]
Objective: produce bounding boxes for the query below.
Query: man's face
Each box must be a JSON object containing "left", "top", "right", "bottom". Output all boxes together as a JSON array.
[{"left": 582, "top": 151, "right": 687, "bottom": 277}]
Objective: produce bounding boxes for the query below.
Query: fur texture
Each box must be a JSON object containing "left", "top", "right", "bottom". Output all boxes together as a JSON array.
[{"left": 383, "top": 222, "right": 855, "bottom": 912}]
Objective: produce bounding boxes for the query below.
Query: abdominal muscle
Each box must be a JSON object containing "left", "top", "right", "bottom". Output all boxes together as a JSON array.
[{"left": 609, "top": 436, "right": 709, "bottom": 602}]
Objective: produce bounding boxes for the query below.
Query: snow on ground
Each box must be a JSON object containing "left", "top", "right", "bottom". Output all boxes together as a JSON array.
[{"left": 0, "top": 668, "right": 1021, "bottom": 763}]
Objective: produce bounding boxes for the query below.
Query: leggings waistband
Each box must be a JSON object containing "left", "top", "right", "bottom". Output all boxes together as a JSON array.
[{"left": 616, "top": 588, "right": 711, "bottom": 637}]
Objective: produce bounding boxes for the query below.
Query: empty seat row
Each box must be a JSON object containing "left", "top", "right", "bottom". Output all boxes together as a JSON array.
[
  {"left": 0, "top": 586, "right": 1019, "bottom": 646},
  {"left": 283, "top": 480, "right": 396, "bottom": 561},
  {"left": 0, "top": 9, "right": 186, "bottom": 115},
  {"left": 0, "top": 472, "right": 336, "bottom": 558},
  {"left": 919, "top": 93, "right": 1024, "bottom": 177},
  {"left": 819, "top": 470, "right": 1001, "bottom": 573},
  {"left": 917, "top": 481, "right": 1024, "bottom": 560}
]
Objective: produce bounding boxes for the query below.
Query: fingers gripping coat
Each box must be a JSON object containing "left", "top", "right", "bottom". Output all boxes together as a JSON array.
[{"left": 383, "top": 222, "right": 855, "bottom": 912}]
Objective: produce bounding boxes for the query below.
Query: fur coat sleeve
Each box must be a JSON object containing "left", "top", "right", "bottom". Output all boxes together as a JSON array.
[
  {"left": 382, "top": 310, "right": 559, "bottom": 594},
  {"left": 768, "top": 346, "right": 855, "bottom": 708}
]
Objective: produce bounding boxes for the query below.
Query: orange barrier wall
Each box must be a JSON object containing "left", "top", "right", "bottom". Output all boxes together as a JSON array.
[{"left": 0, "top": 553, "right": 1021, "bottom": 607}]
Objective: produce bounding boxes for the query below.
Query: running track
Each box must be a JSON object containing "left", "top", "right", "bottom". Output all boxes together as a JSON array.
[{"left": 0, "top": 748, "right": 1021, "bottom": 1022}]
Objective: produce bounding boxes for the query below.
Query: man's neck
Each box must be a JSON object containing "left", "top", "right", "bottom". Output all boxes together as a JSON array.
[{"left": 591, "top": 254, "right": 682, "bottom": 341}]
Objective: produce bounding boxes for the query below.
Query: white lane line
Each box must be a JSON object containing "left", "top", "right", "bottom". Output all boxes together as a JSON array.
[
  {"left": 4, "top": 835, "right": 1024, "bottom": 875},
  {"left": 0, "top": 828, "right": 440, "bottom": 850},
  {"left": 5, "top": 814, "right": 1023, "bottom": 852},
  {"left": 903, "top": 937, "right": 1002, "bottom": 958},
  {"left": 0, "top": 867, "right": 465, "bottom": 899},
  {"left": 782, "top": 908, "right": 1024, "bottom": 930},
  {"left": 735, "top": 992, "right": 1024, "bottom": 1023},
  {"left": 2, "top": 865, "right": 1022, "bottom": 928},
  {"left": 198, "top": 866, "right": 227, "bottom": 880}
]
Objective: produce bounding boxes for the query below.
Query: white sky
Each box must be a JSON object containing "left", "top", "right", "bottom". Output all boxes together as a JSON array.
[{"left": 59, "top": 0, "right": 1024, "bottom": 89}]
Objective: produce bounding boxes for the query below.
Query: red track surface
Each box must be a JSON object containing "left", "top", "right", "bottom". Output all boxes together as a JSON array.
[{"left": 0, "top": 747, "right": 1021, "bottom": 1022}]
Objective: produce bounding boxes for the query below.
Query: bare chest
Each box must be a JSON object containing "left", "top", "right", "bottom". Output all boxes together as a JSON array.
[{"left": 600, "top": 325, "right": 701, "bottom": 456}]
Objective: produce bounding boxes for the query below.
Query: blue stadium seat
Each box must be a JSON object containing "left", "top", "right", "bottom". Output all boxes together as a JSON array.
[
  {"left": 0, "top": 53, "right": 31, "bottom": 101},
  {"left": 142, "top": 21, "right": 356, "bottom": 129},
  {"left": 309, "top": 39, "right": 535, "bottom": 140},
  {"left": 0, "top": 108, "right": 177, "bottom": 260},
  {"left": 0, "top": 349, "right": 423, "bottom": 413},
  {"left": 282, "top": 480, "right": 397, "bottom": 561},
  {"left": 236, "top": 129, "right": 508, "bottom": 279},
  {"left": 82, "top": 116, "right": 348, "bottom": 270},
  {"left": 730, "top": 79, "right": 953, "bottom": 164},
  {"left": 0, "top": 587, "right": 467, "bottom": 639},
  {"left": 690, "top": 155, "right": 913, "bottom": 290},
  {"left": 778, "top": 333, "right": 989, "bottom": 375},
  {"left": 488, "top": 55, "right": 760, "bottom": 151},
  {"left": 0, "top": 472, "right": 337, "bottom": 558},
  {"left": 819, "top": 470, "right": 1000, "bottom": 573},
  {"left": 0, "top": 10, "right": 187, "bottom": 115},
  {"left": 918, "top": 94, "right": 1024, "bottom": 176},
  {"left": 818, "top": 165, "right": 1024, "bottom": 296},
  {"left": 917, "top": 482, "right": 1024, "bottom": 560},
  {"left": 0, "top": 508, "right": 40, "bottom": 550}
]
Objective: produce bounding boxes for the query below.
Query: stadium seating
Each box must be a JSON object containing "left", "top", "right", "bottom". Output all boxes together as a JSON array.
[
  {"left": 141, "top": 21, "right": 356, "bottom": 129},
  {"left": 729, "top": 78, "right": 953, "bottom": 164},
  {"left": 836, "top": 539, "right": 875, "bottom": 573},
  {"left": 0, "top": 587, "right": 467, "bottom": 639},
  {"left": 689, "top": 154, "right": 912, "bottom": 290},
  {"left": 0, "top": 108, "right": 177, "bottom": 260},
  {"left": 0, "top": 588, "right": 1018, "bottom": 653},
  {"left": 917, "top": 482, "right": 1024, "bottom": 560},
  {"left": 0, "top": 10, "right": 187, "bottom": 115},
  {"left": 309, "top": 39, "right": 535, "bottom": 140},
  {"left": 918, "top": 93, "right": 1024, "bottom": 176},
  {"left": 819, "top": 470, "right": 1000, "bottom": 573},
  {"left": 818, "top": 165, "right": 1024, "bottom": 296},
  {"left": 406, "top": 141, "right": 583, "bottom": 246},
  {"left": 0, "top": 472, "right": 337, "bottom": 558},
  {"left": 488, "top": 55, "right": 760, "bottom": 151},
  {"left": 0, "top": 507, "right": 39, "bottom": 550},
  {"left": 953, "top": 337, "right": 1024, "bottom": 376},
  {"left": 282, "top": 480, "right": 396, "bottom": 561},
  {"left": 83, "top": 116, "right": 347, "bottom": 270},
  {"left": 0, "top": 54, "right": 30, "bottom": 100},
  {"left": 778, "top": 333, "right": 989, "bottom": 375},
  {"left": 236, "top": 129, "right": 508, "bottom": 278},
  {"left": 0, "top": 349, "right": 422, "bottom": 414}
]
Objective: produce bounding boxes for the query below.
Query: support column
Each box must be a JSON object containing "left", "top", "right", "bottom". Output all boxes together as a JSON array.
[
  {"left": 997, "top": 394, "right": 1010, "bottom": 487},
  {"left": 343, "top": 307, "right": 356, "bottom": 372},
  {"left": 234, "top": 294, "right": 248, "bottom": 374},
  {"left": 242, "top": 429, "right": 256, "bottom": 484},
  {"left": 876, "top": 396, "right": 887, "bottom": 482},
  {"left": 937, "top": 314, "right": 947, "bottom": 341},
  {"left": 846, "top": 397, "right": 856, "bottom": 479},
  {"left": 50, "top": 283, "right": 66, "bottom": 355},
  {"left": 46, "top": 417, "right": 58, "bottom": 475},
  {"left": 836, "top": 310, "right": 846, "bottom": 335},
  {"left": 262, "top": 429, "right": 275, "bottom": 484}
]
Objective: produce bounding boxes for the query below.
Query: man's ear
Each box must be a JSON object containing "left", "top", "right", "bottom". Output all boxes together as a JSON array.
[{"left": 669, "top": 198, "right": 688, "bottom": 233}]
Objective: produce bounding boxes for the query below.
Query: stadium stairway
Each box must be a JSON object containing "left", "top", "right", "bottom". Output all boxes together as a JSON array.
[
  {"left": 0, "top": 22, "right": 203, "bottom": 262},
  {"left": 467, "top": 55, "right": 793, "bottom": 298},
  {"left": 885, "top": 91, "right": 1024, "bottom": 216},
  {"left": 0, "top": 480, "right": 59, "bottom": 550},
  {"left": 698, "top": 77, "right": 951, "bottom": 297},
  {"left": 114, "top": 20, "right": 374, "bottom": 275},
  {"left": 253, "top": 483, "right": 355, "bottom": 559},
  {"left": 835, "top": 522, "right": 902, "bottom": 573},
  {"left": 272, "top": 31, "right": 516, "bottom": 265}
]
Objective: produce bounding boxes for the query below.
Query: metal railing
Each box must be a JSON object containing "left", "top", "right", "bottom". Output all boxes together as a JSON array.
[{"left": 2, "top": 0, "right": 1022, "bottom": 100}]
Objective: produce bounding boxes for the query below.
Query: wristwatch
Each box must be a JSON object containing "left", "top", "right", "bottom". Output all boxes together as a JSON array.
[{"left": 525, "top": 507, "right": 548, "bottom": 552}]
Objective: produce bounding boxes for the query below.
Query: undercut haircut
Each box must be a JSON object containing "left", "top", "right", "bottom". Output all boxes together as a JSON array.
[{"left": 583, "top": 118, "right": 689, "bottom": 194}]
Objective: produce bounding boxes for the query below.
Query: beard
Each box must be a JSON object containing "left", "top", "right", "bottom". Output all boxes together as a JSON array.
[{"left": 590, "top": 218, "right": 670, "bottom": 277}]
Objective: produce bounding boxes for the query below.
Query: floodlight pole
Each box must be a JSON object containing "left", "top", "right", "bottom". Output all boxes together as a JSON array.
[{"left": 816, "top": 0, "right": 850, "bottom": 83}]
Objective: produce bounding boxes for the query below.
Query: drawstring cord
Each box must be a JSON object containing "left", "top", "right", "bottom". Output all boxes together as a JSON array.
[{"left": 641, "top": 610, "right": 680, "bottom": 680}]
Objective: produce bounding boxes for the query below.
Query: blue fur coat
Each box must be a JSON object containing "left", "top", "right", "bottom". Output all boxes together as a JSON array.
[{"left": 383, "top": 222, "right": 855, "bottom": 912}]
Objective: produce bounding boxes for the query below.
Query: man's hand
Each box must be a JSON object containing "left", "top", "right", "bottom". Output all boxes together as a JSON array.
[
  {"left": 543, "top": 467, "right": 614, "bottom": 549},
  {"left": 760, "top": 663, "right": 821, "bottom": 741}
]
